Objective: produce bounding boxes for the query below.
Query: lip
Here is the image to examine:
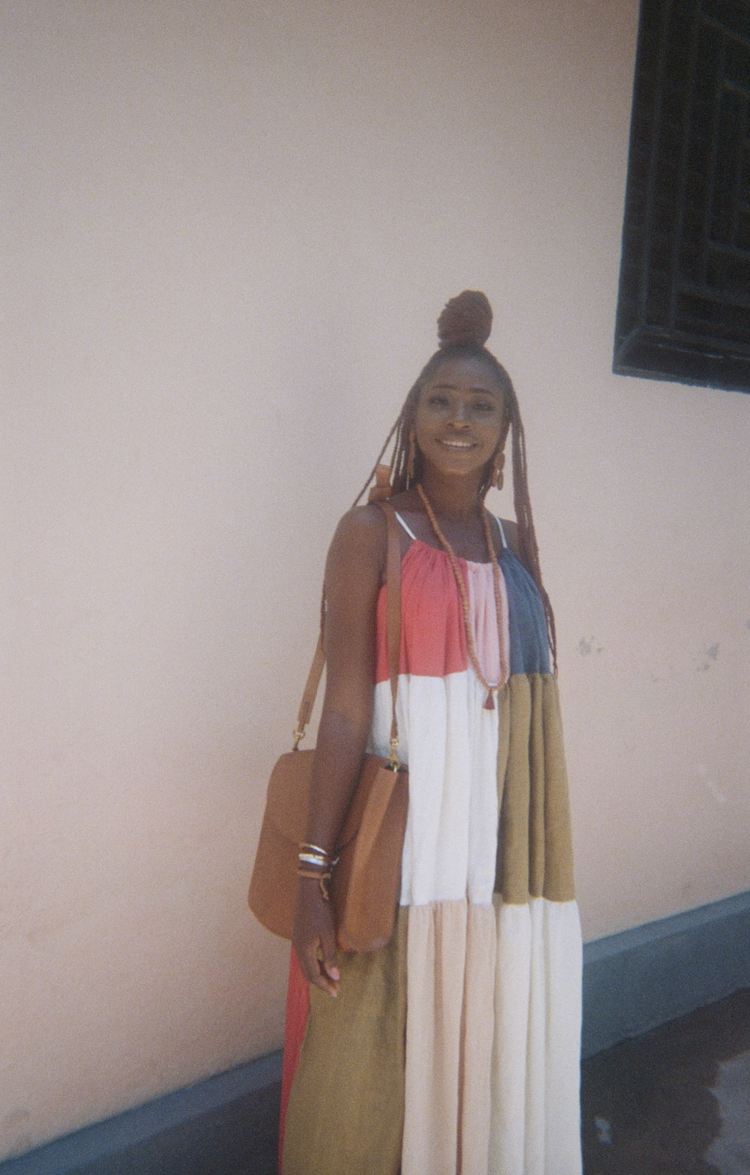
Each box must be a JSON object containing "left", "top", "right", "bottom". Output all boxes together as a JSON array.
[{"left": 438, "top": 438, "right": 476, "bottom": 450}]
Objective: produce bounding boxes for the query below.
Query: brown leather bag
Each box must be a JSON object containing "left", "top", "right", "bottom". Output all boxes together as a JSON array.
[{"left": 248, "top": 504, "right": 408, "bottom": 952}]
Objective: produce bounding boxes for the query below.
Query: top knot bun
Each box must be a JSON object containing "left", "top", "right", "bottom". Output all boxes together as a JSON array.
[{"left": 437, "top": 290, "right": 493, "bottom": 348}]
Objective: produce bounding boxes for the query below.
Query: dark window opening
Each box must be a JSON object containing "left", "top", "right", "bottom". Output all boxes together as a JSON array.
[{"left": 614, "top": 0, "right": 750, "bottom": 393}]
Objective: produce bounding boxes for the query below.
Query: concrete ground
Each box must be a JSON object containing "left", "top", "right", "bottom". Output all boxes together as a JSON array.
[
  {"left": 582, "top": 988, "right": 750, "bottom": 1174},
  {"left": 61, "top": 987, "right": 750, "bottom": 1174}
]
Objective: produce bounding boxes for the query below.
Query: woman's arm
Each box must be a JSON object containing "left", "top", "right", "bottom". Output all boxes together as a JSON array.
[{"left": 291, "top": 504, "right": 386, "bottom": 997}]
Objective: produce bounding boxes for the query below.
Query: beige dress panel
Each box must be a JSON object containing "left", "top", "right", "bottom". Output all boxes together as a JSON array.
[{"left": 401, "top": 901, "right": 497, "bottom": 1175}]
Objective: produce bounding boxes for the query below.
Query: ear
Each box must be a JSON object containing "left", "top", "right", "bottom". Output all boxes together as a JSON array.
[{"left": 490, "top": 447, "right": 505, "bottom": 491}]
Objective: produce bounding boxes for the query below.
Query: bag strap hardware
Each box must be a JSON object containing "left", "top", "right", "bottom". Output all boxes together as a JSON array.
[{"left": 388, "top": 737, "right": 401, "bottom": 771}]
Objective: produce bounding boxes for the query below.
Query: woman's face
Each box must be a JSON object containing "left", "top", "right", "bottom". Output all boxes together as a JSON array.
[{"left": 414, "top": 355, "right": 506, "bottom": 481}]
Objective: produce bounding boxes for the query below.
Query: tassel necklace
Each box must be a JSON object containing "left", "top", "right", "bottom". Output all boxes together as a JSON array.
[{"left": 417, "top": 484, "right": 507, "bottom": 710}]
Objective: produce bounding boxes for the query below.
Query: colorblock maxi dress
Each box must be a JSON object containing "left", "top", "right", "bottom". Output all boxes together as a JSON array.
[{"left": 281, "top": 516, "right": 583, "bottom": 1175}]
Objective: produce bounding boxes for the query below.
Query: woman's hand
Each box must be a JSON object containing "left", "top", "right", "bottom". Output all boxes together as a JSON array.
[{"left": 292, "top": 876, "right": 340, "bottom": 998}]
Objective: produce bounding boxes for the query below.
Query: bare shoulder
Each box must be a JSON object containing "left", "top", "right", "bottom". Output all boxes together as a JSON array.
[
  {"left": 326, "top": 503, "right": 387, "bottom": 579},
  {"left": 330, "top": 502, "right": 387, "bottom": 550}
]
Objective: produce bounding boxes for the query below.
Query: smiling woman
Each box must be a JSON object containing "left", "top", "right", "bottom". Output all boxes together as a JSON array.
[{"left": 268, "top": 292, "right": 582, "bottom": 1175}]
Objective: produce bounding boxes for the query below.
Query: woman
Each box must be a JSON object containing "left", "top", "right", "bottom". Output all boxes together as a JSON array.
[{"left": 281, "top": 292, "right": 582, "bottom": 1175}]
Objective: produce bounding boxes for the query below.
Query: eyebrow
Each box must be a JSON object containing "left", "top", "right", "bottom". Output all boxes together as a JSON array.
[{"left": 429, "top": 382, "right": 500, "bottom": 396}]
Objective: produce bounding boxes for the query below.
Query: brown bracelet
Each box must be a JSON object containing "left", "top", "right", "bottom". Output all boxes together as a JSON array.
[{"left": 298, "top": 868, "right": 332, "bottom": 901}]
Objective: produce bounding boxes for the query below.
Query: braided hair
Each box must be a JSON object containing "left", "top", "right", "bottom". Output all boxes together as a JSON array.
[{"left": 354, "top": 291, "right": 557, "bottom": 669}]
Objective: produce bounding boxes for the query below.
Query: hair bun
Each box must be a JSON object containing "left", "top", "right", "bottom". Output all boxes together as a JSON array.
[{"left": 437, "top": 290, "right": 493, "bottom": 348}]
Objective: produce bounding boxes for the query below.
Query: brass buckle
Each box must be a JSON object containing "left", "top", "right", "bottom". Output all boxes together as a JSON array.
[{"left": 388, "top": 738, "right": 400, "bottom": 771}]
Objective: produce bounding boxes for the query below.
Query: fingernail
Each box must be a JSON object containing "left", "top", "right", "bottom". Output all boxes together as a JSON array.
[{"left": 330, "top": 967, "right": 340, "bottom": 981}]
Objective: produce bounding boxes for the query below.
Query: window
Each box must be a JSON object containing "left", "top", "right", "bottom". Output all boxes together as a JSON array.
[{"left": 614, "top": 0, "right": 750, "bottom": 393}]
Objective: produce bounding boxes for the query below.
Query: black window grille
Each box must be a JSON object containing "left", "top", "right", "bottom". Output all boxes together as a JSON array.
[{"left": 614, "top": 0, "right": 750, "bottom": 393}]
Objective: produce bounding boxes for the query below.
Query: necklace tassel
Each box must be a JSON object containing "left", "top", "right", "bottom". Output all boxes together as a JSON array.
[{"left": 483, "top": 691, "right": 495, "bottom": 710}]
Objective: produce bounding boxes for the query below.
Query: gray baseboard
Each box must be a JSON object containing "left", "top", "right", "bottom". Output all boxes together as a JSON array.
[
  {"left": 3, "top": 889, "right": 750, "bottom": 1172},
  {"left": 582, "top": 889, "right": 750, "bottom": 1057}
]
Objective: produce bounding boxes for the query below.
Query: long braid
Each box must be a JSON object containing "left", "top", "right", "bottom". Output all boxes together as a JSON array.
[
  {"left": 352, "top": 413, "right": 403, "bottom": 508},
  {"left": 353, "top": 329, "right": 559, "bottom": 671},
  {"left": 352, "top": 377, "right": 421, "bottom": 506},
  {"left": 504, "top": 382, "right": 558, "bottom": 670}
]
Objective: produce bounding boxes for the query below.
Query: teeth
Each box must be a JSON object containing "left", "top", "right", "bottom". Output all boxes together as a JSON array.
[{"left": 442, "top": 440, "right": 473, "bottom": 448}]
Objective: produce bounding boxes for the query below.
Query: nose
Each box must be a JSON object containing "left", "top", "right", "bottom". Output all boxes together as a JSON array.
[{"left": 449, "top": 401, "right": 470, "bottom": 427}]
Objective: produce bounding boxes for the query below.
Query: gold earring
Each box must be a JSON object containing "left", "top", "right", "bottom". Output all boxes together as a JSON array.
[
  {"left": 491, "top": 450, "right": 505, "bottom": 490},
  {"left": 406, "top": 427, "right": 416, "bottom": 483}
]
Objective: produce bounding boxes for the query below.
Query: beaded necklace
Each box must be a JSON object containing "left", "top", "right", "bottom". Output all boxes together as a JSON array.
[{"left": 417, "top": 484, "right": 507, "bottom": 710}]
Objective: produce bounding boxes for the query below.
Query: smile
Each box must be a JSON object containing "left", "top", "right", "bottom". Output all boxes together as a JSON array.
[{"left": 439, "top": 439, "right": 475, "bottom": 449}]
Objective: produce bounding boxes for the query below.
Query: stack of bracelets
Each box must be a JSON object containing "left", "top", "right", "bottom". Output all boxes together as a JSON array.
[{"left": 298, "top": 842, "right": 338, "bottom": 901}]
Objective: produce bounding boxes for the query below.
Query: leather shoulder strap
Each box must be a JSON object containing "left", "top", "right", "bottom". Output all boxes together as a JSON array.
[
  {"left": 379, "top": 503, "right": 402, "bottom": 758},
  {"left": 293, "top": 634, "right": 325, "bottom": 747}
]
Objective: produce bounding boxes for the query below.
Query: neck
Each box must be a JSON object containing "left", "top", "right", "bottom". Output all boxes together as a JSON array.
[{"left": 417, "top": 469, "right": 484, "bottom": 522}]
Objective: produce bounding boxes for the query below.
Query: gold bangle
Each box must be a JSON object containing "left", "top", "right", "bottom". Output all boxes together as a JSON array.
[
  {"left": 299, "top": 842, "right": 332, "bottom": 858},
  {"left": 298, "top": 852, "right": 330, "bottom": 869}
]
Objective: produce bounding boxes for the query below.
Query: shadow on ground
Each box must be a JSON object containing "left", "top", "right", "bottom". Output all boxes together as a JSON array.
[{"left": 582, "top": 988, "right": 750, "bottom": 1174}]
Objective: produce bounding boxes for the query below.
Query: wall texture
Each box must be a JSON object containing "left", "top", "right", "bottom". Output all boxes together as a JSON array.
[{"left": 2, "top": 0, "right": 749, "bottom": 1159}]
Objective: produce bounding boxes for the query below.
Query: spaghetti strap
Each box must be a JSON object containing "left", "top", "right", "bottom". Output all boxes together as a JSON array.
[
  {"left": 394, "top": 511, "right": 417, "bottom": 542},
  {"left": 496, "top": 516, "right": 508, "bottom": 548}
]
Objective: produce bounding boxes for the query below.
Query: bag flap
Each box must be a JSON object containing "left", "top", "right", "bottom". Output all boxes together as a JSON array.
[{"left": 264, "top": 749, "right": 315, "bottom": 843}]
